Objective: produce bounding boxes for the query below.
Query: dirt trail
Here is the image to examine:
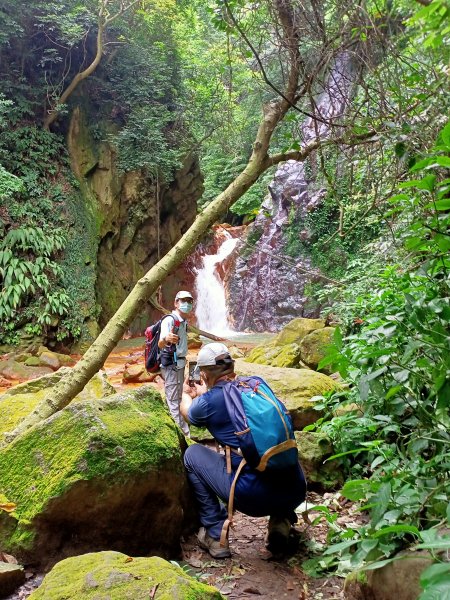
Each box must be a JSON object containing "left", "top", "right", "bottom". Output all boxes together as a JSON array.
[{"left": 181, "top": 500, "right": 346, "bottom": 600}]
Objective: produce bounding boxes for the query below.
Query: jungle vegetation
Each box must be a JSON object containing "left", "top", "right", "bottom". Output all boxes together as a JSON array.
[{"left": 0, "top": 1, "right": 449, "bottom": 595}]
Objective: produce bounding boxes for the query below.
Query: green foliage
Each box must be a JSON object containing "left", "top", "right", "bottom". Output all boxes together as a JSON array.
[
  {"left": 0, "top": 226, "right": 71, "bottom": 342},
  {"left": 305, "top": 121, "right": 450, "bottom": 579}
]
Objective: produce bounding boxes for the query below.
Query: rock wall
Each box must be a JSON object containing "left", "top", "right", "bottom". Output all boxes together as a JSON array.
[
  {"left": 67, "top": 109, "right": 204, "bottom": 341},
  {"left": 227, "top": 53, "right": 356, "bottom": 332}
]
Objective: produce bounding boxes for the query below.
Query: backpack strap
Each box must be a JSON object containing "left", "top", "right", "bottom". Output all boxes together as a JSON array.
[{"left": 220, "top": 457, "right": 246, "bottom": 548}]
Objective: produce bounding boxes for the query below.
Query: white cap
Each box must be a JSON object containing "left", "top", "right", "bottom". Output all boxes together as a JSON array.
[
  {"left": 197, "top": 343, "right": 232, "bottom": 367},
  {"left": 175, "top": 290, "right": 194, "bottom": 301}
]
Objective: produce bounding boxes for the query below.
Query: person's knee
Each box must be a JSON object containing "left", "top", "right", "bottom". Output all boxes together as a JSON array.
[
  {"left": 183, "top": 443, "right": 210, "bottom": 470},
  {"left": 184, "top": 443, "right": 199, "bottom": 469}
]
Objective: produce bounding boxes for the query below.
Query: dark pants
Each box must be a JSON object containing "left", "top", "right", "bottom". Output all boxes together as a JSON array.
[{"left": 184, "top": 444, "right": 307, "bottom": 540}]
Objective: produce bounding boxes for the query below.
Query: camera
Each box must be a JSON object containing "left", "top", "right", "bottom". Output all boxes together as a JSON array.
[{"left": 188, "top": 361, "right": 201, "bottom": 386}]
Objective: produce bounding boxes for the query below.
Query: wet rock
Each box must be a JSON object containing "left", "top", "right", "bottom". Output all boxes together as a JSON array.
[
  {"left": 344, "top": 551, "right": 434, "bottom": 600},
  {"left": 299, "top": 326, "right": 336, "bottom": 373},
  {"left": 122, "top": 364, "right": 155, "bottom": 383},
  {"left": 235, "top": 359, "right": 338, "bottom": 429},
  {"left": 0, "top": 562, "right": 25, "bottom": 598},
  {"left": 295, "top": 431, "right": 343, "bottom": 491},
  {"left": 38, "top": 351, "right": 61, "bottom": 371},
  {"left": 0, "top": 384, "right": 192, "bottom": 568},
  {"left": 0, "top": 360, "right": 53, "bottom": 382},
  {"left": 28, "top": 551, "right": 224, "bottom": 600}
]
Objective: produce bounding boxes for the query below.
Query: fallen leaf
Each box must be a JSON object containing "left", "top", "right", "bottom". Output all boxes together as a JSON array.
[
  {"left": 186, "top": 556, "right": 203, "bottom": 568},
  {"left": 124, "top": 556, "right": 133, "bottom": 563},
  {"left": 287, "top": 579, "right": 295, "bottom": 590},
  {"left": 0, "top": 502, "right": 17, "bottom": 513}
]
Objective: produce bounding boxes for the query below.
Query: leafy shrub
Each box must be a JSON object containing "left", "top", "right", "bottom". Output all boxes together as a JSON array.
[{"left": 305, "top": 122, "right": 450, "bottom": 581}]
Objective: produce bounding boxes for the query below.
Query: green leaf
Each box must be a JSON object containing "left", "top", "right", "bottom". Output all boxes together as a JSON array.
[
  {"left": 420, "top": 563, "right": 450, "bottom": 588},
  {"left": 373, "top": 525, "right": 420, "bottom": 537},
  {"left": 341, "top": 479, "right": 371, "bottom": 501},
  {"left": 323, "top": 539, "right": 359, "bottom": 555},
  {"left": 434, "top": 198, "right": 450, "bottom": 210}
]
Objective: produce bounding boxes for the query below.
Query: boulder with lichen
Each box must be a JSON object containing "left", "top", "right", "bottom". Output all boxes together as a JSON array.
[
  {"left": 28, "top": 551, "right": 224, "bottom": 600},
  {"left": 0, "top": 377, "right": 192, "bottom": 568}
]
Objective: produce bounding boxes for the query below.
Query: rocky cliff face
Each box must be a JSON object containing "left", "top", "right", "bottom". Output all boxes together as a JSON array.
[
  {"left": 68, "top": 109, "right": 203, "bottom": 341},
  {"left": 227, "top": 54, "right": 356, "bottom": 332}
]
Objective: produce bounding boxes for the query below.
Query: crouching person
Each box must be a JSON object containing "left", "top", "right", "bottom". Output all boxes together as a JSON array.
[{"left": 180, "top": 343, "right": 306, "bottom": 559}]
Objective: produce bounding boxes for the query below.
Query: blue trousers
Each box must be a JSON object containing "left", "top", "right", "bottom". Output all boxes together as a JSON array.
[{"left": 184, "top": 444, "right": 307, "bottom": 540}]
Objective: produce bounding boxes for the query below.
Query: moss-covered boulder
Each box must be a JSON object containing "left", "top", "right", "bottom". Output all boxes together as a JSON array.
[
  {"left": 245, "top": 341, "right": 303, "bottom": 368},
  {"left": 29, "top": 551, "right": 224, "bottom": 600},
  {"left": 274, "top": 318, "right": 326, "bottom": 346},
  {"left": 188, "top": 332, "right": 202, "bottom": 349},
  {"left": 295, "top": 431, "right": 343, "bottom": 491},
  {"left": 0, "top": 368, "right": 115, "bottom": 439},
  {"left": 0, "top": 383, "right": 192, "bottom": 567},
  {"left": 235, "top": 359, "right": 338, "bottom": 430},
  {"left": 190, "top": 425, "right": 214, "bottom": 443},
  {"left": 299, "top": 327, "right": 336, "bottom": 372}
]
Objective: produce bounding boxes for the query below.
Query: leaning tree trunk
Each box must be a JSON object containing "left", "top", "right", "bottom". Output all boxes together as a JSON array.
[{"left": 2, "top": 139, "right": 270, "bottom": 444}]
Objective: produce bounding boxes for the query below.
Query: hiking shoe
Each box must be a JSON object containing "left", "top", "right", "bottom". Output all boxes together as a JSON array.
[
  {"left": 197, "top": 527, "right": 231, "bottom": 559},
  {"left": 265, "top": 516, "right": 291, "bottom": 555}
]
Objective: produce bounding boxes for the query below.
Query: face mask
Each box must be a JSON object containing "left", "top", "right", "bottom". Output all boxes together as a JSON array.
[{"left": 179, "top": 302, "right": 193, "bottom": 313}]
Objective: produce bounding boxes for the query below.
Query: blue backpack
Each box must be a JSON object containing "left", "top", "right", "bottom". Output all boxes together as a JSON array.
[{"left": 222, "top": 376, "right": 298, "bottom": 471}]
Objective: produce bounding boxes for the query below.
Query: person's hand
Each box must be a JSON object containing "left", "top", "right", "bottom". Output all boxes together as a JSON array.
[
  {"left": 193, "top": 381, "right": 207, "bottom": 396},
  {"left": 165, "top": 329, "right": 179, "bottom": 345},
  {"left": 183, "top": 376, "right": 197, "bottom": 398}
]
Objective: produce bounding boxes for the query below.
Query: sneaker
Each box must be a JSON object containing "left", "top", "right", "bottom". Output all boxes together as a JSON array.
[
  {"left": 265, "top": 516, "right": 291, "bottom": 555},
  {"left": 197, "top": 527, "right": 231, "bottom": 559}
]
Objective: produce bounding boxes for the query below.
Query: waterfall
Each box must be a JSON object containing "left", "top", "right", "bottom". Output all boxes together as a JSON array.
[
  {"left": 195, "top": 236, "right": 239, "bottom": 336},
  {"left": 228, "top": 53, "right": 357, "bottom": 331}
]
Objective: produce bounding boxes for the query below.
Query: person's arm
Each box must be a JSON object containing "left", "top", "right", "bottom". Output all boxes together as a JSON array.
[
  {"left": 181, "top": 381, "right": 208, "bottom": 423},
  {"left": 158, "top": 316, "right": 178, "bottom": 349}
]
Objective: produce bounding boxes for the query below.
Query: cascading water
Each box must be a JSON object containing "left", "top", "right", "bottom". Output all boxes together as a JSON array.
[
  {"left": 195, "top": 236, "right": 239, "bottom": 336},
  {"left": 228, "top": 53, "right": 357, "bottom": 332}
]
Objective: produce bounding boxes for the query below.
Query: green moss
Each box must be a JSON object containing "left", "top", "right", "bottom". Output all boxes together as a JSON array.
[
  {"left": 0, "top": 369, "right": 115, "bottom": 437},
  {"left": 29, "top": 552, "right": 224, "bottom": 599},
  {"left": 299, "top": 327, "right": 336, "bottom": 371},
  {"left": 274, "top": 318, "right": 326, "bottom": 346},
  {"left": 0, "top": 386, "right": 183, "bottom": 555}
]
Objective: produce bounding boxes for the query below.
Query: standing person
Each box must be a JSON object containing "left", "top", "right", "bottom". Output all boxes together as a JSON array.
[
  {"left": 158, "top": 291, "right": 194, "bottom": 437},
  {"left": 180, "top": 343, "right": 306, "bottom": 559}
]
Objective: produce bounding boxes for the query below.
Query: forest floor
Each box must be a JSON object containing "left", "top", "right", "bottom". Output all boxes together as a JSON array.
[
  {"left": 3, "top": 339, "right": 359, "bottom": 599},
  {"left": 6, "top": 490, "right": 354, "bottom": 600},
  {"left": 180, "top": 493, "right": 351, "bottom": 600}
]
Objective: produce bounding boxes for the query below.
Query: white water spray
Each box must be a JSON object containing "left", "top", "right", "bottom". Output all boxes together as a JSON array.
[{"left": 195, "top": 236, "right": 239, "bottom": 336}]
